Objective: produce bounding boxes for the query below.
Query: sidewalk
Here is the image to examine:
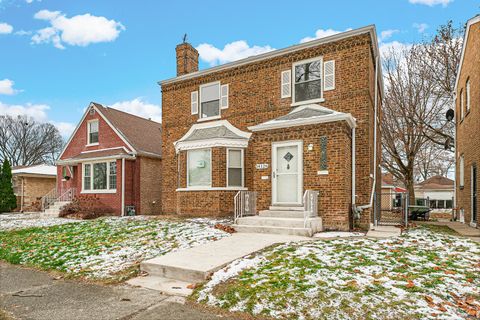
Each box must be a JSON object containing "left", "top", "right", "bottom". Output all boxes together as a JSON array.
[
  {"left": 0, "top": 262, "right": 232, "bottom": 320},
  {"left": 422, "top": 221, "right": 480, "bottom": 241}
]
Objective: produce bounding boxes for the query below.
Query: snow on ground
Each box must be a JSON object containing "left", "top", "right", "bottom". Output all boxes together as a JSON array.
[
  {"left": 0, "top": 213, "right": 80, "bottom": 231},
  {"left": 197, "top": 227, "right": 480, "bottom": 320},
  {"left": 0, "top": 215, "right": 231, "bottom": 280},
  {"left": 313, "top": 231, "right": 365, "bottom": 238}
]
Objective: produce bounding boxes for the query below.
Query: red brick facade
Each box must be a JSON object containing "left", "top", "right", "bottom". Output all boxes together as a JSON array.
[
  {"left": 57, "top": 105, "right": 162, "bottom": 215},
  {"left": 160, "top": 27, "right": 382, "bottom": 230},
  {"left": 455, "top": 17, "right": 480, "bottom": 227}
]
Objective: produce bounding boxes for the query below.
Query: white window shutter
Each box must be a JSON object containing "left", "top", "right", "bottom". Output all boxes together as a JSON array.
[
  {"left": 220, "top": 84, "right": 229, "bottom": 109},
  {"left": 191, "top": 91, "right": 198, "bottom": 115},
  {"left": 324, "top": 60, "right": 335, "bottom": 91},
  {"left": 281, "top": 70, "right": 291, "bottom": 98}
]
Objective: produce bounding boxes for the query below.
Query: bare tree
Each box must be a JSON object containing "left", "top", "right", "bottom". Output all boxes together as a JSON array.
[
  {"left": 381, "top": 44, "right": 442, "bottom": 202},
  {"left": 0, "top": 115, "right": 64, "bottom": 166},
  {"left": 414, "top": 141, "right": 454, "bottom": 182},
  {"left": 416, "top": 21, "right": 464, "bottom": 150}
]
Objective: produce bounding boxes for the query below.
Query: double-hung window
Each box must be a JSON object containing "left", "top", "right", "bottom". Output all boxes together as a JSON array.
[
  {"left": 227, "top": 149, "right": 243, "bottom": 187},
  {"left": 83, "top": 161, "right": 117, "bottom": 192},
  {"left": 293, "top": 57, "right": 323, "bottom": 104},
  {"left": 466, "top": 79, "right": 471, "bottom": 113},
  {"left": 200, "top": 82, "right": 220, "bottom": 119},
  {"left": 88, "top": 120, "right": 99, "bottom": 144},
  {"left": 460, "top": 154, "right": 465, "bottom": 188},
  {"left": 187, "top": 149, "right": 212, "bottom": 187}
]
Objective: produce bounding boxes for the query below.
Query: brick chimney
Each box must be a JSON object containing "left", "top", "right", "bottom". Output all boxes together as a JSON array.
[{"left": 176, "top": 42, "right": 199, "bottom": 76}]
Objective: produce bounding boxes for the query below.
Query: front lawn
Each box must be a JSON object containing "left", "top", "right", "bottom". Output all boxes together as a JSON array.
[
  {"left": 196, "top": 227, "right": 480, "bottom": 320},
  {"left": 0, "top": 216, "right": 230, "bottom": 281}
]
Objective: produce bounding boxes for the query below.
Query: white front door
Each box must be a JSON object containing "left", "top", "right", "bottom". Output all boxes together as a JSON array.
[{"left": 272, "top": 141, "right": 303, "bottom": 205}]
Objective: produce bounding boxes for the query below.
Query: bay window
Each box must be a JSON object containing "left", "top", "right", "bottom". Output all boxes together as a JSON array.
[
  {"left": 200, "top": 82, "right": 220, "bottom": 119},
  {"left": 227, "top": 149, "right": 243, "bottom": 187},
  {"left": 187, "top": 149, "right": 211, "bottom": 187},
  {"left": 82, "top": 161, "right": 117, "bottom": 192},
  {"left": 293, "top": 57, "right": 323, "bottom": 104}
]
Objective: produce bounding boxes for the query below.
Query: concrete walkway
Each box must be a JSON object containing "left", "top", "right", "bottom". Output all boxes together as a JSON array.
[
  {"left": 0, "top": 262, "right": 233, "bottom": 320},
  {"left": 128, "top": 233, "right": 309, "bottom": 296},
  {"left": 421, "top": 221, "right": 480, "bottom": 241}
]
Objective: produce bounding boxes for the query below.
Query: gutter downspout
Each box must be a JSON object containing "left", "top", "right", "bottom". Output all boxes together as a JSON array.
[
  {"left": 121, "top": 158, "right": 125, "bottom": 216},
  {"left": 453, "top": 93, "right": 457, "bottom": 221},
  {"left": 352, "top": 127, "right": 356, "bottom": 205},
  {"left": 20, "top": 177, "right": 24, "bottom": 213},
  {"left": 358, "top": 53, "right": 379, "bottom": 212}
]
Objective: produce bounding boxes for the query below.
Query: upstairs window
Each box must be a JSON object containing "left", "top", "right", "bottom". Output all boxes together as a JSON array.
[
  {"left": 460, "top": 89, "right": 464, "bottom": 120},
  {"left": 200, "top": 82, "right": 220, "bottom": 119},
  {"left": 88, "top": 120, "right": 99, "bottom": 144},
  {"left": 293, "top": 57, "right": 323, "bottom": 104}
]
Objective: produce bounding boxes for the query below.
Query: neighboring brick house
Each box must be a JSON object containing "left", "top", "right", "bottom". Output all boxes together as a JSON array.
[
  {"left": 160, "top": 25, "right": 383, "bottom": 230},
  {"left": 455, "top": 15, "right": 480, "bottom": 227},
  {"left": 56, "top": 102, "right": 162, "bottom": 215},
  {"left": 12, "top": 164, "right": 56, "bottom": 212}
]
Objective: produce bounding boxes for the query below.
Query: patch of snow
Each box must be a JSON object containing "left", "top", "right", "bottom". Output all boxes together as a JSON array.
[
  {"left": 0, "top": 213, "right": 80, "bottom": 231},
  {"left": 313, "top": 231, "right": 365, "bottom": 238}
]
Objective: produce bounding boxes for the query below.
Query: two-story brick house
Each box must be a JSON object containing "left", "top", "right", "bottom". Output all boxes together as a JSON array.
[
  {"left": 56, "top": 102, "right": 162, "bottom": 216},
  {"left": 455, "top": 15, "right": 480, "bottom": 228},
  {"left": 160, "top": 25, "right": 383, "bottom": 231}
]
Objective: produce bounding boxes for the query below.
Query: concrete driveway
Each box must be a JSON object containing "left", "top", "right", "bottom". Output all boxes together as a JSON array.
[{"left": 0, "top": 262, "right": 233, "bottom": 320}]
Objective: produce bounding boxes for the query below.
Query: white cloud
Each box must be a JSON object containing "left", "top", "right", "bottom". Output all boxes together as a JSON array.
[
  {"left": 0, "top": 101, "right": 74, "bottom": 138},
  {"left": 14, "top": 30, "right": 32, "bottom": 36},
  {"left": 0, "top": 22, "right": 13, "bottom": 34},
  {"left": 196, "top": 40, "right": 275, "bottom": 66},
  {"left": 300, "top": 28, "right": 352, "bottom": 43},
  {"left": 408, "top": 0, "right": 452, "bottom": 7},
  {"left": 0, "top": 101, "right": 49, "bottom": 121},
  {"left": 109, "top": 98, "right": 162, "bottom": 123},
  {"left": 51, "top": 121, "right": 75, "bottom": 137},
  {"left": 26, "top": 0, "right": 41, "bottom": 3},
  {"left": 413, "top": 23, "right": 429, "bottom": 33},
  {"left": 32, "top": 10, "right": 125, "bottom": 49},
  {"left": 379, "top": 41, "right": 412, "bottom": 58},
  {"left": 380, "top": 29, "right": 399, "bottom": 41},
  {"left": 0, "top": 79, "right": 20, "bottom": 95}
]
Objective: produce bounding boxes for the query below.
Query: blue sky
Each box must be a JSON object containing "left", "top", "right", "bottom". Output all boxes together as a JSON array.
[{"left": 0, "top": 0, "right": 477, "bottom": 138}]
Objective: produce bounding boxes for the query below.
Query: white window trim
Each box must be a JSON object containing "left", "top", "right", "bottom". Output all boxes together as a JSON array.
[
  {"left": 227, "top": 148, "right": 244, "bottom": 187},
  {"left": 199, "top": 81, "right": 221, "bottom": 121},
  {"left": 459, "top": 154, "right": 465, "bottom": 188},
  {"left": 291, "top": 56, "right": 325, "bottom": 107},
  {"left": 466, "top": 79, "right": 470, "bottom": 113},
  {"left": 460, "top": 89, "right": 464, "bottom": 120},
  {"left": 186, "top": 148, "right": 212, "bottom": 188},
  {"left": 81, "top": 160, "right": 117, "bottom": 194},
  {"left": 86, "top": 119, "right": 99, "bottom": 146}
]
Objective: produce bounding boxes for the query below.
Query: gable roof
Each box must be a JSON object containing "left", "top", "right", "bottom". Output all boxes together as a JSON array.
[
  {"left": 93, "top": 103, "right": 162, "bottom": 157},
  {"left": 454, "top": 15, "right": 480, "bottom": 92},
  {"left": 416, "top": 175, "right": 454, "bottom": 190},
  {"left": 59, "top": 102, "right": 162, "bottom": 160}
]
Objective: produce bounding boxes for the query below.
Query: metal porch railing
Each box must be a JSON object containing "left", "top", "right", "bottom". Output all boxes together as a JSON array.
[{"left": 234, "top": 191, "right": 257, "bottom": 224}]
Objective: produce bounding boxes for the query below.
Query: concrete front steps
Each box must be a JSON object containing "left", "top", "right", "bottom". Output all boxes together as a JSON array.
[
  {"left": 42, "top": 201, "right": 70, "bottom": 217},
  {"left": 234, "top": 206, "right": 323, "bottom": 237}
]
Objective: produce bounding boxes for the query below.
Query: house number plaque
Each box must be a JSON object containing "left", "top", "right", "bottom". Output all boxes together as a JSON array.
[{"left": 256, "top": 163, "right": 269, "bottom": 170}]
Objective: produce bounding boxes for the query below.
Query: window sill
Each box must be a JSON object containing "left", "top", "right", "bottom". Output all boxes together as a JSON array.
[
  {"left": 317, "top": 170, "right": 328, "bottom": 175},
  {"left": 176, "top": 187, "right": 248, "bottom": 192},
  {"left": 197, "top": 115, "right": 221, "bottom": 122},
  {"left": 81, "top": 189, "right": 117, "bottom": 194},
  {"left": 291, "top": 98, "right": 325, "bottom": 107},
  {"left": 86, "top": 143, "right": 99, "bottom": 147}
]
